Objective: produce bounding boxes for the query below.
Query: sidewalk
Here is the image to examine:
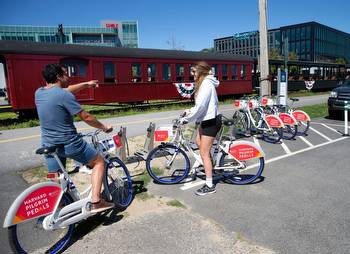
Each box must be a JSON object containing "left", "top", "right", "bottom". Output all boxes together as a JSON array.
[{"left": 62, "top": 196, "right": 276, "bottom": 254}]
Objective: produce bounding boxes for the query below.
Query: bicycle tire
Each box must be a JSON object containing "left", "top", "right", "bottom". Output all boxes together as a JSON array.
[
  {"left": 261, "top": 121, "right": 283, "bottom": 143},
  {"left": 281, "top": 124, "right": 298, "bottom": 140},
  {"left": 219, "top": 153, "right": 265, "bottom": 185},
  {"left": 8, "top": 193, "right": 74, "bottom": 254},
  {"left": 146, "top": 144, "right": 190, "bottom": 184},
  {"left": 297, "top": 120, "right": 310, "bottom": 135},
  {"left": 104, "top": 157, "right": 133, "bottom": 208}
]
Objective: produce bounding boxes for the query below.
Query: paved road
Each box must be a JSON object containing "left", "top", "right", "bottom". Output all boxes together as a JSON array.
[{"left": 0, "top": 94, "right": 333, "bottom": 253}]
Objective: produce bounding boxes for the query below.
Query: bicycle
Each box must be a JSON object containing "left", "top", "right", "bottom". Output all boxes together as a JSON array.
[
  {"left": 145, "top": 117, "right": 265, "bottom": 185},
  {"left": 232, "top": 97, "right": 285, "bottom": 143},
  {"left": 3, "top": 129, "right": 133, "bottom": 254}
]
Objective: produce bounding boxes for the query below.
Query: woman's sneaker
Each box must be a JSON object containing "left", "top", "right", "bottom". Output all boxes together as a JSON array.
[
  {"left": 91, "top": 199, "right": 115, "bottom": 213},
  {"left": 195, "top": 184, "right": 216, "bottom": 196}
]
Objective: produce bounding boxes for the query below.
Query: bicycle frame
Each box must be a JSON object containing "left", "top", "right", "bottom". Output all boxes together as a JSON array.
[{"left": 171, "top": 121, "right": 264, "bottom": 173}]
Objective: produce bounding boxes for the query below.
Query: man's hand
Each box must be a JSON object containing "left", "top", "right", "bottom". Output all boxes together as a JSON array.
[
  {"left": 179, "top": 118, "right": 188, "bottom": 125},
  {"left": 103, "top": 125, "right": 113, "bottom": 133},
  {"left": 86, "top": 80, "right": 99, "bottom": 88}
]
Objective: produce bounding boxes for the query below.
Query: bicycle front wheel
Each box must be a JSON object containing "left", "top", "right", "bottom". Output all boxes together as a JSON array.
[
  {"left": 146, "top": 144, "right": 190, "bottom": 184},
  {"left": 297, "top": 120, "right": 310, "bottom": 135},
  {"left": 104, "top": 157, "right": 133, "bottom": 208},
  {"left": 8, "top": 193, "right": 74, "bottom": 254},
  {"left": 281, "top": 124, "right": 298, "bottom": 140},
  {"left": 219, "top": 153, "right": 265, "bottom": 185},
  {"left": 232, "top": 110, "right": 249, "bottom": 136}
]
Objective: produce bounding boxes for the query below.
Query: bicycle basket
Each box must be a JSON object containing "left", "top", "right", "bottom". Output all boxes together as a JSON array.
[{"left": 233, "top": 100, "right": 248, "bottom": 110}]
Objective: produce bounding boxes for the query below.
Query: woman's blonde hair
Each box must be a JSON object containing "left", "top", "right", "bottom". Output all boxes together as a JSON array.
[{"left": 193, "top": 61, "right": 211, "bottom": 97}]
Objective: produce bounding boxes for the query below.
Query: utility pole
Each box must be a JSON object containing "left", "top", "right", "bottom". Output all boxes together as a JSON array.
[{"left": 258, "top": 0, "right": 270, "bottom": 96}]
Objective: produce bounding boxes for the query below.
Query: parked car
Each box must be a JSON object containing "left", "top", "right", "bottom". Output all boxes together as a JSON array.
[{"left": 328, "top": 79, "right": 350, "bottom": 119}]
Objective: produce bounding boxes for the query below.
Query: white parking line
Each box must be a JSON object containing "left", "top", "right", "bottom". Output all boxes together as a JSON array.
[
  {"left": 312, "top": 121, "right": 350, "bottom": 128},
  {"left": 253, "top": 136, "right": 260, "bottom": 147},
  {"left": 321, "top": 123, "right": 340, "bottom": 134},
  {"left": 180, "top": 180, "right": 205, "bottom": 190},
  {"left": 308, "top": 126, "right": 332, "bottom": 141},
  {"left": 280, "top": 141, "right": 292, "bottom": 154},
  {"left": 298, "top": 136, "right": 314, "bottom": 147}
]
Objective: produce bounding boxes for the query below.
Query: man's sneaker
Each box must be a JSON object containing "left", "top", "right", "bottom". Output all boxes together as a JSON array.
[
  {"left": 91, "top": 199, "right": 115, "bottom": 213},
  {"left": 195, "top": 184, "right": 216, "bottom": 196},
  {"left": 182, "top": 173, "right": 196, "bottom": 183}
]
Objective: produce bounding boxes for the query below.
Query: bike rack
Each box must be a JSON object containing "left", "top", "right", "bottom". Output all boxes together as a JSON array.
[{"left": 116, "top": 122, "right": 156, "bottom": 164}]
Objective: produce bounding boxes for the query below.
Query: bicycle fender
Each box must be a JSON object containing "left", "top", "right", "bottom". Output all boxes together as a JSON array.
[
  {"left": 227, "top": 140, "right": 265, "bottom": 160},
  {"left": 279, "top": 113, "right": 297, "bottom": 125},
  {"left": 265, "top": 115, "right": 284, "bottom": 128},
  {"left": 292, "top": 110, "right": 311, "bottom": 121},
  {"left": 3, "top": 182, "right": 62, "bottom": 228}
]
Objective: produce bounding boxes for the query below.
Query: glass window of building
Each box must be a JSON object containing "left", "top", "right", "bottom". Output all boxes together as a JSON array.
[
  {"left": 147, "top": 63, "right": 156, "bottom": 82},
  {"left": 61, "top": 59, "right": 86, "bottom": 77},
  {"left": 306, "top": 26, "right": 311, "bottom": 39},
  {"left": 231, "top": 65, "right": 237, "bottom": 80},
  {"left": 163, "top": 64, "right": 171, "bottom": 81},
  {"left": 103, "top": 62, "right": 115, "bottom": 83},
  {"left": 176, "top": 64, "right": 184, "bottom": 81},
  {"left": 301, "top": 27, "right": 306, "bottom": 40},
  {"left": 131, "top": 63, "right": 141, "bottom": 83},
  {"left": 240, "top": 65, "right": 246, "bottom": 80}
]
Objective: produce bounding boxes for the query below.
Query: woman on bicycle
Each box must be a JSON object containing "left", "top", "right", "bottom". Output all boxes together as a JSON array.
[{"left": 180, "top": 61, "right": 222, "bottom": 196}]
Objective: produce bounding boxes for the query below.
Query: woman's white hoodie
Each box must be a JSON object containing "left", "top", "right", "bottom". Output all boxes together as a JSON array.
[{"left": 182, "top": 74, "right": 220, "bottom": 123}]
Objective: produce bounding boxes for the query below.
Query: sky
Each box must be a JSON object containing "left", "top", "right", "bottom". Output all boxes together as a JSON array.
[{"left": 1, "top": 0, "right": 350, "bottom": 51}]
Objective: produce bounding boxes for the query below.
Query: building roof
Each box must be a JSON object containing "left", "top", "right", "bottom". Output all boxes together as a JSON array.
[{"left": 0, "top": 40, "right": 253, "bottom": 61}]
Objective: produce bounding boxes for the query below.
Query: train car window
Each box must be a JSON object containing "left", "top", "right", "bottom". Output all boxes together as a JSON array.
[
  {"left": 61, "top": 59, "right": 87, "bottom": 77},
  {"left": 222, "top": 64, "right": 228, "bottom": 80},
  {"left": 231, "top": 65, "right": 237, "bottom": 80},
  {"left": 211, "top": 64, "right": 218, "bottom": 79},
  {"left": 176, "top": 64, "right": 184, "bottom": 81},
  {"left": 240, "top": 65, "right": 246, "bottom": 80},
  {"left": 131, "top": 63, "right": 142, "bottom": 83},
  {"left": 147, "top": 63, "right": 156, "bottom": 82},
  {"left": 189, "top": 64, "right": 194, "bottom": 81},
  {"left": 104, "top": 62, "right": 116, "bottom": 83},
  {"left": 162, "top": 64, "right": 171, "bottom": 81}
]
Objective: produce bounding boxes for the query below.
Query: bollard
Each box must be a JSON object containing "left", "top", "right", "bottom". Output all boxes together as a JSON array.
[{"left": 344, "top": 101, "right": 349, "bottom": 136}]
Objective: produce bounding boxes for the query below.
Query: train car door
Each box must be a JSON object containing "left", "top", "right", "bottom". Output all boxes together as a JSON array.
[{"left": 60, "top": 59, "right": 94, "bottom": 101}]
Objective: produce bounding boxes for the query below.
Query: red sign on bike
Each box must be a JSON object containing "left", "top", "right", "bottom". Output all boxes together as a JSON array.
[
  {"left": 154, "top": 130, "right": 169, "bottom": 142},
  {"left": 279, "top": 113, "right": 296, "bottom": 125},
  {"left": 265, "top": 115, "right": 283, "bottom": 128},
  {"left": 292, "top": 111, "right": 310, "bottom": 121},
  {"left": 229, "top": 144, "right": 262, "bottom": 160},
  {"left": 13, "top": 185, "right": 62, "bottom": 224}
]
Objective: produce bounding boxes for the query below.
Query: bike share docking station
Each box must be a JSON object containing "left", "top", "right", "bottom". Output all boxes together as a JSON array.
[{"left": 339, "top": 101, "right": 350, "bottom": 136}]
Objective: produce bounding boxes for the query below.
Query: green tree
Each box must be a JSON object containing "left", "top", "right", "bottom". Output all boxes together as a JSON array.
[
  {"left": 288, "top": 52, "right": 298, "bottom": 61},
  {"left": 201, "top": 48, "right": 215, "bottom": 53},
  {"left": 335, "top": 57, "right": 346, "bottom": 64},
  {"left": 269, "top": 48, "right": 282, "bottom": 60}
]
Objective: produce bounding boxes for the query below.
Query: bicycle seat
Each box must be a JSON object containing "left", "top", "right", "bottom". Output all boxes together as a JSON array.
[
  {"left": 290, "top": 98, "right": 299, "bottom": 102},
  {"left": 223, "top": 120, "right": 235, "bottom": 127},
  {"left": 36, "top": 145, "right": 61, "bottom": 155}
]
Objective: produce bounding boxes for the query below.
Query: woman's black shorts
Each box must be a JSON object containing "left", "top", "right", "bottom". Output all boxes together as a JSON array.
[{"left": 199, "top": 115, "right": 222, "bottom": 137}]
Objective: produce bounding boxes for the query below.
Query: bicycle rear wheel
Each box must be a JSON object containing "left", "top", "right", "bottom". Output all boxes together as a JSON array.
[
  {"left": 104, "top": 157, "right": 133, "bottom": 208},
  {"left": 219, "top": 153, "right": 265, "bottom": 185},
  {"left": 8, "top": 193, "right": 74, "bottom": 254},
  {"left": 146, "top": 144, "right": 190, "bottom": 184}
]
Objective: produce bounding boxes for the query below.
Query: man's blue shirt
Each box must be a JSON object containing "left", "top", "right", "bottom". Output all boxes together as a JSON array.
[{"left": 35, "top": 86, "right": 82, "bottom": 145}]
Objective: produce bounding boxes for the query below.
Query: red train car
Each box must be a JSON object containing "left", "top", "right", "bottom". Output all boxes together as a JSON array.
[{"left": 0, "top": 40, "right": 253, "bottom": 116}]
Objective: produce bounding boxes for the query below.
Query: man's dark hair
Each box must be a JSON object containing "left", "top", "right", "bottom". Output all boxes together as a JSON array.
[{"left": 42, "top": 64, "right": 64, "bottom": 83}]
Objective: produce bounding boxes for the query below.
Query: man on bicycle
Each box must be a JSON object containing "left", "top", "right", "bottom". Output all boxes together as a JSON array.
[{"left": 35, "top": 63, "right": 114, "bottom": 213}]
